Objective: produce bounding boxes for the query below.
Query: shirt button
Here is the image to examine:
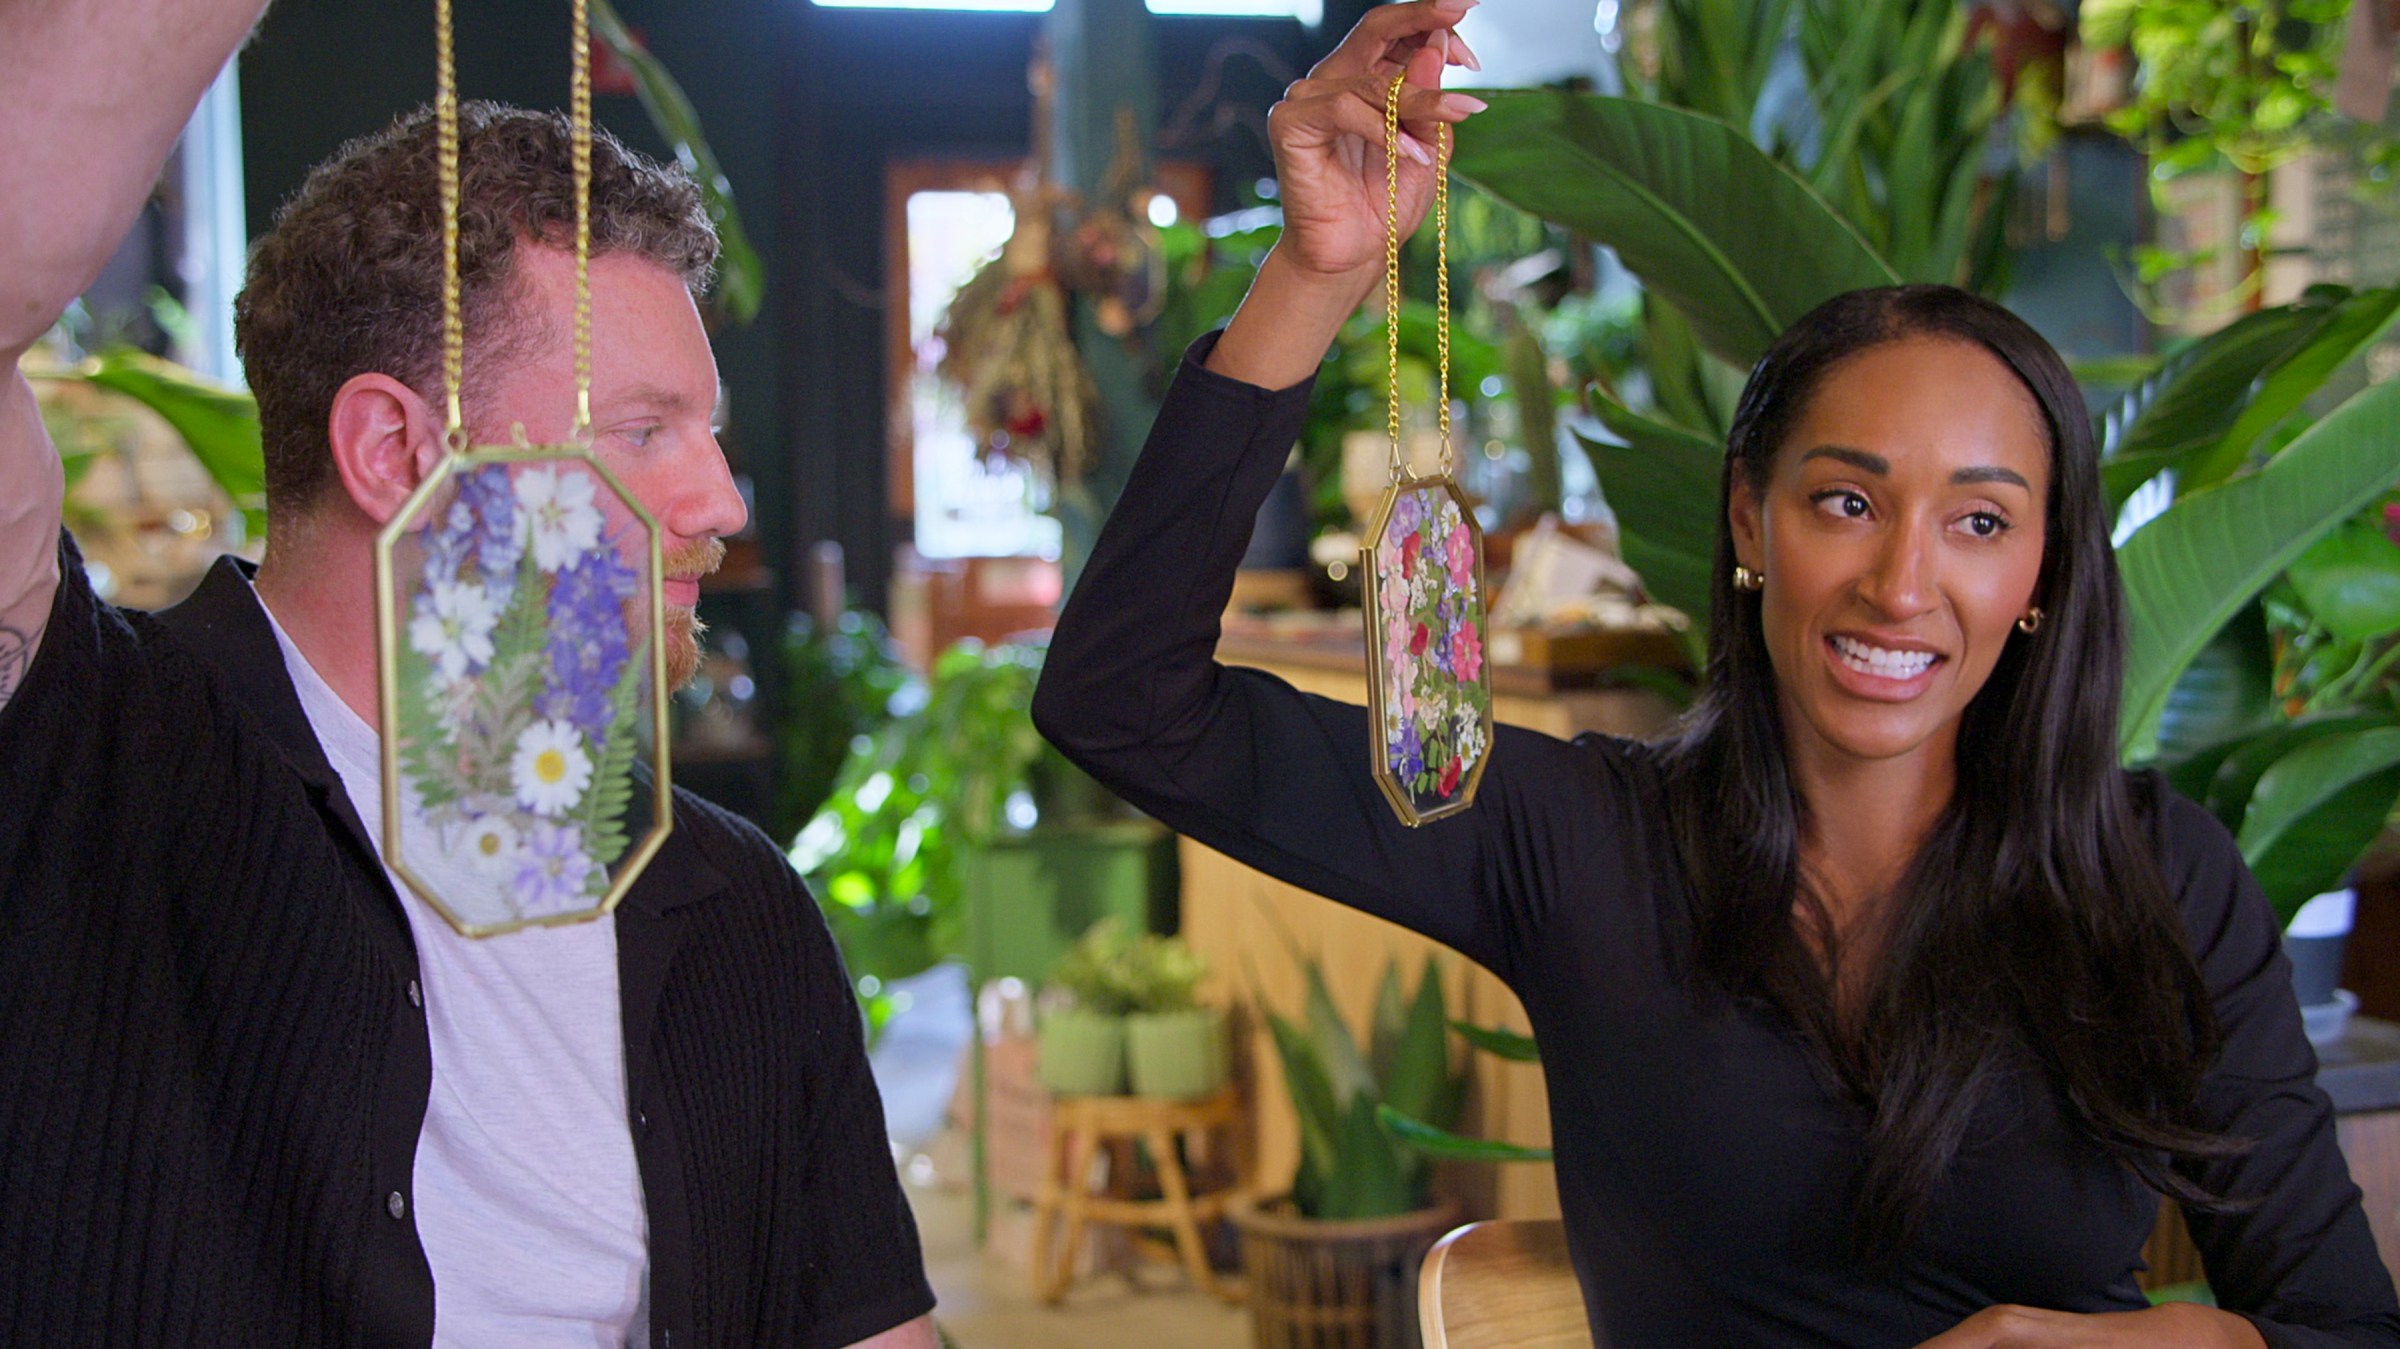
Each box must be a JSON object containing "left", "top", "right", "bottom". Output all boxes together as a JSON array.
[
  {"left": 406, "top": 980, "right": 423, "bottom": 1009},
  {"left": 386, "top": 1191, "right": 407, "bottom": 1220}
]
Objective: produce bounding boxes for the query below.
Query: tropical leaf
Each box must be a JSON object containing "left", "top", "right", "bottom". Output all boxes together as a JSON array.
[
  {"left": 2286, "top": 518, "right": 2400, "bottom": 643},
  {"left": 2236, "top": 725, "right": 2400, "bottom": 924},
  {"left": 1319, "top": 1093, "right": 1416, "bottom": 1220},
  {"left": 1449, "top": 1019, "right": 1541, "bottom": 1063},
  {"left": 1577, "top": 394, "right": 1723, "bottom": 629},
  {"left": 2153, "top": 603, "right": 2277, "bottom": 767},
  {"left": 591, "top": 0, "right": 764, "bottom": 325},
  {"left": 1450, "top": 90, "right": 1898, "bottom": 368},
  {"left": 1264, "top": 1008, "right": 1342, "bottom": 1208},
  {"left": 2199, "top": 714, "right": 2392, "bottom": 834},
  {"left": 1380, "top": 954, "right": 1452, "bottom": 1126},
  {"left": 74, "top": 345, "right": 265, "bottom": 534},
  {"left": 1302, "top": 957, "right": 1377, "bottom": 1109},
  {"left": 2117, "top": 378, "right": 2400, "bottom": 760},
  {"left": 2095, "top": 289, "right": 2369, "bottom": 511},
  {"left": 1377, "top": 1105, "right": 1555, "bottom": 1164},
  {"left": 2181, "top": 288, "right": 2400, "bottom": 493}
]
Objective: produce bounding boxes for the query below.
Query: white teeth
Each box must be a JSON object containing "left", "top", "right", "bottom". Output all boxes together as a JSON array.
[{"left": 1831, "top": 635, "right": 1935, "bottom": 679}]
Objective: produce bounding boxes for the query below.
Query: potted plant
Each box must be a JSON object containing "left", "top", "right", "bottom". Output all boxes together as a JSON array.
[
  {"left": 1120, "top": 930, "right": 1225, "bottom": 1099},
  {"left": 1234, "top": 951, "right": 1469, "bottom": 1349},
  {"left": 1036, "top": 918, "right": 1138, "bottom": 1096}
]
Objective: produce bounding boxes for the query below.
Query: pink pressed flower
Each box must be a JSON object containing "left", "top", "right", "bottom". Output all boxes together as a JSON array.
[
  {"left": 1452, "top": 621, "right": 1483, "bottom": 683},
  {"left": 1446, "top": 524, "right": 1474, "bottom": 589},
  {"left": 1439, "top": 755, "right": 1463, "bottom": 797},
  {"left": 1411, "top": 621, "right": 1430, "bottom": 657}
]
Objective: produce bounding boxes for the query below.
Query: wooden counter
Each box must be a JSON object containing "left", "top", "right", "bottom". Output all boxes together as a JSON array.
[{"left": 1183, "top": 629, "right": 1680, "bottom": 1222}]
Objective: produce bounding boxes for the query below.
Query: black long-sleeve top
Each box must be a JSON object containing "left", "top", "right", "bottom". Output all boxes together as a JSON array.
[{"left": 1032, "top": 333, "right": 2400, "bottom": 1348}]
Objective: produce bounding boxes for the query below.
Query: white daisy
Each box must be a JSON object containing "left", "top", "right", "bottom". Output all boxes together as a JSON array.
[
  {"left": 408, "top": 578, "right": 500, "bottom": 680},
  {"left": 511, "top": 718, "right": 594, "bottom": 816},
  {"left": 513, "top": 466, "right": 604, "bottom": 573},
  {"left": 458, "top": 811, "right": 523, "bottom": 882}
]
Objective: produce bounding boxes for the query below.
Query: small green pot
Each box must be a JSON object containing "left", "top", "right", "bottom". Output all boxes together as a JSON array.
[
  {"left": 1126, "top": 1007, "right": 1228, "bottom": 1100},
  {"left": 1037, "top": 1008, "right": 1129, "bottom": 1097}
]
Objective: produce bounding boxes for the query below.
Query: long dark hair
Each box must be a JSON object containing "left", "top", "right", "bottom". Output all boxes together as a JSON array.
[{"left": 1659, "top": 284, "right": 2245, "bottom": 1256}]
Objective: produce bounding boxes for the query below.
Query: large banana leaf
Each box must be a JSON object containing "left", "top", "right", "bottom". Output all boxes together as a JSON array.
[
  {"left": 2096, "top": 288, "right": 2394, "bottom": 512},
  {"left": 2235, "top": 725, "right": 2400, "bottom": 924},
  {"left": 591, "top": 0, "right": 764, "bottom": 326},
  {"left": 1577, "top": 394, "right": 1724, "bottom": 630},
  {"left": 2119, "top": 378, "right": 2400, "bottom": 760},
  {"left": 1451, "top": 91, "right": 1898, "bottom": 368},
  {"left": 71, "top": 346, "right": 266, "bottom": 536},
  {"left": 2183, "top": 287, "right": 2400, "bottom": 494}
]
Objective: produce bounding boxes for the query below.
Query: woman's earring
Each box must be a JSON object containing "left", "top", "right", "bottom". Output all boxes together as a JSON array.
[
  {"left": 1732, "top": 564, "right": 1765, "bottom": 592},
  {"left": 2017, "top": 607, "right": 2044, "bottom": 635}
]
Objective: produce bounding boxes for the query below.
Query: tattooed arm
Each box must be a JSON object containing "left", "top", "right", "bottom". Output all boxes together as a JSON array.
[{"left": 0, "top": 0, "right": 273, "bottom": 711}]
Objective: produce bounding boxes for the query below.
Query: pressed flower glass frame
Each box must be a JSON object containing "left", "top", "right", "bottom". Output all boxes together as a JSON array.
[
  {"left": 372, "top": 0, "right": 671, "bottom": 935},
  {"left": 1362, "top": 475, "right": 1492, "bottom": 825},
  {"left": 375, "top": 444, "right": 671, "bottom": 936},
  {"left": 1359, "top": 75, "right": 1489, "bottom": 827}
]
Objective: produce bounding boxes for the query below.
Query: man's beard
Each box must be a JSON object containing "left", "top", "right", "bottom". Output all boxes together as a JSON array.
[{"left": 659, "top": 537, "right": 724, "bottom": 692}]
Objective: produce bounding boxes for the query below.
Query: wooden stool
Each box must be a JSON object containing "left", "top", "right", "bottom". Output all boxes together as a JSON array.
[{"left": 1030, "top": 1090, "right": 1250, "bottom": 1303}]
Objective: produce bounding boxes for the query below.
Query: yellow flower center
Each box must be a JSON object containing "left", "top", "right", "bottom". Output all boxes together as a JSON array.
[
  {"left": 477, "top": 832, "right": 503, "bottom": 857},
  {"left": 536, "top": 748, "right": 568, "bottom": 784}
]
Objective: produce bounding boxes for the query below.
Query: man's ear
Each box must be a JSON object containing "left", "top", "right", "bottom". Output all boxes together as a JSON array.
[
  {"left": 326, "top": 373, "right": 444, "bottom": 525},
  {"left": 1728, "top": 474, "right": 1765, "bottom": 573}
]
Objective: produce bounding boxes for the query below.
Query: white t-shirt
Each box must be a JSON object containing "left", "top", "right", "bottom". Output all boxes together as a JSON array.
[{"left": 263, "top": 598, "right": 651, "bottom": 1348}]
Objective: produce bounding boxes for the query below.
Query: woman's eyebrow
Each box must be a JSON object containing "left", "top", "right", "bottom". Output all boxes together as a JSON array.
[{"left": 1800, "top": 445, "right": 2030, "bottom": 491}]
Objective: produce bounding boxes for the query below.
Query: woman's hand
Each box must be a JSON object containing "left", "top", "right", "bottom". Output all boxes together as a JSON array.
[
  {"left": 1205, "top": 0, "right": 1485, "bottom": 390},
  {"left": 1910, "top": 1302, "right": 2266, "bottom": 1348}
]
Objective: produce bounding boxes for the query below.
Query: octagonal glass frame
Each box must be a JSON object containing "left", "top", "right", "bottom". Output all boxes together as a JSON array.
[
  {"left": 1360, "top": 474, "right": 1493, "bottom": 828},
  {"left": 373, "top": 442, "right": 673, "bottom": 937}
]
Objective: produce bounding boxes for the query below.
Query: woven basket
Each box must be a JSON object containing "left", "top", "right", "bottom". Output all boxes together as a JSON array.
[{"left": 1232, "top": 1196, "right": 1461, "bottom": 1349}]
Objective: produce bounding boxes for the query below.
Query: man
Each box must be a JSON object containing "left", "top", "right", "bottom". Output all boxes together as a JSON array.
[{"left": 0, "top": 5, "right": 937, "bottom": 1346}]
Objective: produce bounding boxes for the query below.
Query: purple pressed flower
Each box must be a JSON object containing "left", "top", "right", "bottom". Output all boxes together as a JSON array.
[
  {"left": 457, "top": 465, "right": 523, "bottom": 587},
  {"left": 540, "top": 546, "right": 639, "bottom": 742},
  {"left": 1397, "top": 720, "right": 1423, "bottom": 781},
  {"left": 514, "top": 819, "right": 595, "bottom": 916}
]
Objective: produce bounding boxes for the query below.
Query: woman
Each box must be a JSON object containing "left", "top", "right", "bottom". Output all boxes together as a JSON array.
[{"left": 1030, "top": 3, "right": 2400, "bottom": 1344}]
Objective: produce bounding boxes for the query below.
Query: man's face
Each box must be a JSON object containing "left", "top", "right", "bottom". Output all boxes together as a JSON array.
[{"left": 466, "top": 244, "right": 747, "bottom": 691}]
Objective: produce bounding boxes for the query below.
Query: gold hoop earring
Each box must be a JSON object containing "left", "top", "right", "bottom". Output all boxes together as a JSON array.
[
  {"left": 1732, "top": 564, "right": 1765, "bottom": 592},
  {"left": 2017, "top": 607, "right": 2044, "bottom": 635}
]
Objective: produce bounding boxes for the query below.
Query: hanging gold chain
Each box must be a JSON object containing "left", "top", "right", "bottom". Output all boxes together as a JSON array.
[
  {"left": 1383, "top": 72, "right": 1451, "bottom": 484},
  {"left": 569, "top": 0, "right": 593, "bottom": 436},
  {"left": 433, "top": 0, "right": 595, "bottom": 445},
  {"left": 436, "top": 0, "right": 462, "bottom": 441}
]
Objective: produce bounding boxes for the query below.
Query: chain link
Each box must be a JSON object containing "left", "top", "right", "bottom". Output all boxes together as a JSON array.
[
  {"left": 434, "top": 0, "right": 594, "bottom": 445},
  {"left": 1383, "top": 74, "right": 1451, "bottom": 485},
  {"left": 570, "top": 0, "right": 593, "bottom": 437},
  {"left": 436, "top": 0, "right": 462, "bottom": 440}
]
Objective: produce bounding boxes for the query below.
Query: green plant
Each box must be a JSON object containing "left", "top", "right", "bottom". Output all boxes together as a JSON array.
[
  {"left": 1045, "top": 918, "right": 1208, "bottom": 1016},
  {"left": 1378, "top": 1019, "right": 1553, "bottom": 1165},
  {"left": 1259, "top": 951, "right": 1468, "bottom": 1220},
  {"left": 1450, "top": 90, "right": 2400, "bottom": 927},
  {"left": 771, "top": 608, "right": 911, "bottom": 844},
  {"left": 788, "top": 639, "right": 1048, "bottom": 1033},
  {"left": 591, "top": 0, "right": 765, "bottom": 327},
  {"left": 2080, "top": 0, "right": 2385, "bottom": 309},
  {"left": 29, "top": 341, "right": 266, "bottom": 537}
]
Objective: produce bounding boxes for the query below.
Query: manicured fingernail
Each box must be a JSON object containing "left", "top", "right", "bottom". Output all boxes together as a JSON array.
[
  {"left": 1400, "top": 133, "right": 1434, "bottom": 165},
  {"left": 1433, "top": 0, "right": 1478, "bottom": 13},
  {"left": 1443, "top": 93, "right": 1488, "bottom": 115},
  {"left": 1453, "top": 38, "right": 1483, "bottom": 72}
]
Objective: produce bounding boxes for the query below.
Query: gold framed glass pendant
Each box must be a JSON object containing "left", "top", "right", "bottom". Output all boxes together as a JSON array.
[
  {"left": 372, "top": 0, "right": 671, "bottom": 935},
  {"left": 376, "top": 445, "right": 672, "bottom": 936},
  {"left": 1363, "top": 475, "right": 1492, "bottom": 825},
  {"left": 1360, "top": 72, "right": 1491, "bottom": 827}
]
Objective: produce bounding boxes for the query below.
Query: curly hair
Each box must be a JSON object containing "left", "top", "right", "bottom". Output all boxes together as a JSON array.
[{"left": 234, "top": 101, "right": 718, "bottom": 524}]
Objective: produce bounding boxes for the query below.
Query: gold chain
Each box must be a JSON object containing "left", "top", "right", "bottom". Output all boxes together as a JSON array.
[
  {"left": 570, "top": 0, "right": 592, "bottom": 436},
  {"left": 436, "top": 0, "right": 462, "bottom": 440},
  {"left": 433, "top": 0, "right": 595, "bottom": 446},
  {"left": 1383, "top": 73, "right": 1451, "bottom": 484}
]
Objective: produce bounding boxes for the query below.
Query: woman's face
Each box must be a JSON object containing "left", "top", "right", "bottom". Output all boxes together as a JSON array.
[{"left": 1729, "top": 336, "right": 2050, "bottom": 781}]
